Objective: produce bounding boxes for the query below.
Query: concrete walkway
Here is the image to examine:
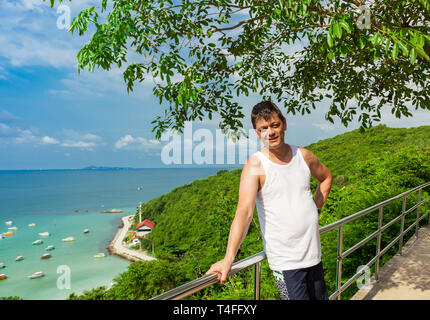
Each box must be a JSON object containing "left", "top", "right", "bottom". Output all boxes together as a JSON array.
[
  {"left": 352, "top": 224, "right": 430, "bottom": 300},
  {"left": 108, "top": 215, "right": 156, "bottom": 263}
]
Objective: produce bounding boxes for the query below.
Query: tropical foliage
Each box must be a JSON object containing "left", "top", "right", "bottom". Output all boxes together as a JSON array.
[
  {"left": 45, "top": 0, "right": 429, "bottom": 139},
  {"left": 67, "top": 124, "right": 430, "bottom": 300}
]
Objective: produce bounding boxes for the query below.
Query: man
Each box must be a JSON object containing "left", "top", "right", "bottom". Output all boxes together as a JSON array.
[{"left": 206, "top": 101, "right": 333, "bottom": 300}]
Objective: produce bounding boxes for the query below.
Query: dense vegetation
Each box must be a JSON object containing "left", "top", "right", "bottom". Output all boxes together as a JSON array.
[{"left": 68, "top": 124, "right": 430, "bottom": 300}]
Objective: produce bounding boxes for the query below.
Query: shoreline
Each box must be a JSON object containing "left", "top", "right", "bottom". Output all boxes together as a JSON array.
[{"left": 108, "top": 214, "right": 157, "bottom": 263}]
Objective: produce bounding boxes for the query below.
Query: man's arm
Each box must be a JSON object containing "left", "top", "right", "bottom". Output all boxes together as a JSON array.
[
  {"left": 300, "top": 147, "right": 333, "bottom": 211},
  {"left": 205, "top": 156, "right": 260, "bottom": 283}
]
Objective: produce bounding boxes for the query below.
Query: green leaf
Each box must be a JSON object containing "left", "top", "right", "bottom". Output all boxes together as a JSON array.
[
  {"left": 410, "top": 48, "right": 417, "bottom": 64},
  {"left": 398, "top": 41, "right": 409, "bottom": 56},
  {"left": 333, "top": 23, "right": 342, "bottom": 39},
  {"left": 339, "top": 21, "right": 352, "bottom": 34},
  {"left": 327, "top": 33, "right": 334, "bottom": 47},
  {"left": 359, "top": 37, "right": 366, "bottom": 50},
  {"left": 392, "top": 42, "right": 399, "bottom": 59}
]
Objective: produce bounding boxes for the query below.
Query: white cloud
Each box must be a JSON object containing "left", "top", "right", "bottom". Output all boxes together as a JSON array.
[
  {"left": 114, "top": 134, "right": 161, "bottom": 151},
  {"left": 312, "top": 122, "right": 337, "bottom": 132},
  {"left": 48, "top": 89, "right": 70, "bottom": 95},
  {"left": 0, "top": 66, "right": 8, "bottom": 80},
  {"left": 62, "top": 129, "right": 102, "bottom": 142},
  {"left": 60, "top": 140, "right": 96, "bottom": 149},
  {"left": 0, "top": 123, "right": 103, "bottom": 151},
  {"left": 41, "top": 135, "right": 59, "bottom": 145},
  {"left": 0, "top": 110, "right": 20, "bottom": 123}
]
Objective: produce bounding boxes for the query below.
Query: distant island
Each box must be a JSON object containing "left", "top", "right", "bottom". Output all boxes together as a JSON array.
[{"left": 81, "top": 166, "right": 138, "bottom": 171}]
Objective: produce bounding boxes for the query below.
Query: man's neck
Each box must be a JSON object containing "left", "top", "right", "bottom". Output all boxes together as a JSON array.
[{"left": 269, "top": 143, "right": 289, "bottom": 158}]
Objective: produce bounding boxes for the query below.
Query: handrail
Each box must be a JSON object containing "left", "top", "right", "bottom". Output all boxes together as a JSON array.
[{"left": 150, "top": 181, "right": 430, "bottom": 300}]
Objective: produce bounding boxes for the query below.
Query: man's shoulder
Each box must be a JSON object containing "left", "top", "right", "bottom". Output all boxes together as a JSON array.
[
  {"left": 298, "top": 146, "right": 315, "bottom": 159},
  {"left": 242, "top": 153, "right": 264, "bottom": 177},
  {"left": 245, "top": 153, "right": 262, "bottom": 168}
]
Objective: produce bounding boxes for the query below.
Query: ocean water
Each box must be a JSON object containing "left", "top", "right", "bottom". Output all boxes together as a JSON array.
[{"left": 0, "top": 168, "right": 222, "bottom": 300}]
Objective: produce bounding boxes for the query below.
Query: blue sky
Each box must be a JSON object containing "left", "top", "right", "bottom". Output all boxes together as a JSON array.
[{"left": 0, "top": 0, "right": 429, "bottom": 170}]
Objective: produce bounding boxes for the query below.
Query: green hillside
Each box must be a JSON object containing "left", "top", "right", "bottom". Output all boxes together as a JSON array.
[{"left": 68, "top": 124, "right": 430, "bottom": 300}]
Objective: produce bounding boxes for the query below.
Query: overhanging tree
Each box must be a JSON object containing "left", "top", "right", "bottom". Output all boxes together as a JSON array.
[{"left": 46, "top": 0, "right": 430, "bottom": 139}]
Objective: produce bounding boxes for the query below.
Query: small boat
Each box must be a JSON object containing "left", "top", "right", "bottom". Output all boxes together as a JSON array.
[
  {"left": 0, "top": 263, "right": 5, "bottom": 269},
  {"left": 101, "top": 209, "right": 123, "bottom": 213},
  {"left": 45, "top": 245, "right": 55, "bottom": 251},
  {"left": 2, "top": 232, "right": 14, "bottom": 236},
  {"left": 62, "top": 237, "right": 75, "bottom": 242},
  {"left": 41, "top": 253, "right": 51, "bottom": 259},
  {"left": 5, "top": 221, "right": 13, "bottom": 226},
  {"left": 94, "top": 253, "right": 106, "bottom": 258},
  {"left": 8, "top": 226, "right": 18, "bottom": 231},
  {"left": 137, "top": 186, "right": 143, "bottom": 191},
  {"left": 28, "top": 271, "right": 44, "bottom": 279},
  {"left": 28, "top": 223, "right": 36, "bottom": 227},
  {"left": 0, "top": 234, "right": 4, "bottom": 239},
  {"left": 16, "top": 256, "right": 24, "bottom": 261},
  {"left": 32, "top": 239, "right": 43, "bottom": 245},
  {"left": 83, "top": 229, "right": 90, "bottom": 234},
  {"left": 39, "top": 232, "right": 50, "bottom": 237},
  {"left": 0, "top": 274, "right": 7, "bottom": 280}
]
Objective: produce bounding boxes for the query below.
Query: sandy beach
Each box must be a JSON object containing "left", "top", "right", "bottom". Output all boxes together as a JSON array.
[{"left": 108, "top": 215, "right": 156, "bottom": 262}]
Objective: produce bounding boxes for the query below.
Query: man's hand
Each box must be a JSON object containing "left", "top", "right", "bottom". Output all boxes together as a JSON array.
[{"left": 205, "top": 258, "right": 233, "bottom": 284}]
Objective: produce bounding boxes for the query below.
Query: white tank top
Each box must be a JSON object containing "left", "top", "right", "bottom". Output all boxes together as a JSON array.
[{"left": 254, "top": 145, "right": 321, "bottom": 271}]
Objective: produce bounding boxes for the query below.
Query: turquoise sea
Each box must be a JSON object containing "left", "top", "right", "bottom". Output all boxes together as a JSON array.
[{"left": 0, "top": 168, "right": 222, "bottom": 300}]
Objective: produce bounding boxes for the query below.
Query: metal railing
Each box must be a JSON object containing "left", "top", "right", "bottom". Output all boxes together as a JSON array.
[{"left": 150, "top": 182, "right": 430, "bottom": 300}]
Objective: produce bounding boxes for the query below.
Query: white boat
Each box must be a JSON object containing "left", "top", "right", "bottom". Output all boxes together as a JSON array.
[
  {"left": 8, "top": 226, "right": 18, "bottom": 231},
  {"left": 16, "top": 256, "right": 24, "bottom": 261},
  {"left": 0, "top": 263, "right": 5, "bottom": 269},
  {"left": 28, "top": 271, "right": 45, "bottom": 279},
  {"left": 39, "top": 232, "right": 50, "bottom": 237},
  {"left": 94, "top": 253, "right": 106, "bottom": 258},
  {"left": 28, "top": 223, "right": 36, "bottom": 227},
  {"left": 0, "top": 274, "right": 7, "bottom": 280},
  {"left": 83, "top": 228, "right": 90, "bottom": 234},
  {"left": 5, "top": 221, "right": 13, "bottom": 226},
  {"left": 45, "top": 245, "right": 55, "bottom": 251},
  {"left": 40, "top": 253, "right": 51, "bottom": 259},
  {"left": 62, "top": 237, "right": 75, "bottom": 242},
  {"left": 32, "top": 239, "right": 43, "bottom": 245}
]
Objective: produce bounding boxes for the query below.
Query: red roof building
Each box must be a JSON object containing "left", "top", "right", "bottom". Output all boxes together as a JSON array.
[{"left": 136, "top": 219, "right": 155, "bottom": 230}]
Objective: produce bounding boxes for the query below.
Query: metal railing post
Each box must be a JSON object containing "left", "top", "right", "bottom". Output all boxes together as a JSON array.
[
  {"left": 415, "top": 189, "right": 422, "bottom": 238},
  {"left": 335, "top": 225, "right": 343, "bottom": 300},
  {"left": 253, "top": 262, "right": 261, "bottom": 300},
  {"left": 375, "top": 207, "right": 383, "bottom": 280},
  {"left": 399, "top": 196, "right": 407, "bottom": 255}
]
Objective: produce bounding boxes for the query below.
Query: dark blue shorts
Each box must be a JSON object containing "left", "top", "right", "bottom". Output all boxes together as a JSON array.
[{"left": 272, "top": 261, "right": 329, "bottom": 300}]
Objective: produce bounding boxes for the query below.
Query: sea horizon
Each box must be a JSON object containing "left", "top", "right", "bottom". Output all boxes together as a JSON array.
[
  {"left": 0, "top": 167, "right": 224, "bottom": 299},
  {"left": 0, "top": 165, "right": 243, "bottom": 172}
]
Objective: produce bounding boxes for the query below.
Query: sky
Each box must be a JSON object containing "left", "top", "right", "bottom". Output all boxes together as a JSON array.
[{"left": 0, "top": 0, "right": 429, "bottom": 170}]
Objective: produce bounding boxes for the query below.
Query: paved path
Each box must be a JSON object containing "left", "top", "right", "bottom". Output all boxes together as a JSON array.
[
  {"left": 352, "top": 224, "right": 430, "bottom": 300},
  {"left": 109, "top": 215, "right": 156, "bottom": 263}
]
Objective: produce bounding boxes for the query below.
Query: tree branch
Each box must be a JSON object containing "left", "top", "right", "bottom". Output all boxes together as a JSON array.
[{"left": 236, "top": 23, "right": 330, "bottom": 72}]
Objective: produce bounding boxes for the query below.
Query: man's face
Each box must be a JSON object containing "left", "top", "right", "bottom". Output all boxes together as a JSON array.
[{"left": 255, "top": 112, "right": 286, "bottom": 148}]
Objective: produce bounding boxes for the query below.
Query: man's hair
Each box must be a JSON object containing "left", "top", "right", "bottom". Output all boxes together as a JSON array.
[{"left": 251, "top": 101, "right": 285, "bottom": 129}]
